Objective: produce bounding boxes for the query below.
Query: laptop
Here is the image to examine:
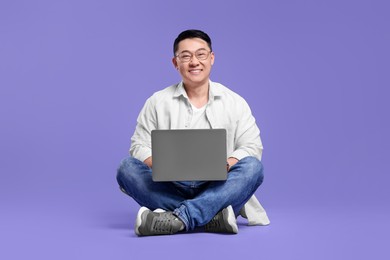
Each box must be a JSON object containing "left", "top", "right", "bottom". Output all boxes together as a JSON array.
[{"left": 151, "top": 129, "right": 227, "bottom": 182}]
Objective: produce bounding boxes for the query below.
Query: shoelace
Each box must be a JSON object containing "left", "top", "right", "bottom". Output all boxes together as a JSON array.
[{"left": 152, "top": 213, "right": 177, "bottom": 233}]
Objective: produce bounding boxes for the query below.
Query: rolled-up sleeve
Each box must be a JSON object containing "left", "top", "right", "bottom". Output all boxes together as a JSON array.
[
  {"left": 229, "top": 98, "right": 263, "bottom": 161},
  {"left": 129, "top": 97, "right": 157, "bottom": 162}
]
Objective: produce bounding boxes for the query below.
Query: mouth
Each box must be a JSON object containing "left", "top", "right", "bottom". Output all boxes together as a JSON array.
[{"left": 188, "top": 69, "right": 203, "bottom": 75}]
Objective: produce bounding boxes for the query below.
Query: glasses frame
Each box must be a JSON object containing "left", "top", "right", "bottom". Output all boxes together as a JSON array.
[{"left": 175, "top": 49, "right": 212, "bottom": 63}]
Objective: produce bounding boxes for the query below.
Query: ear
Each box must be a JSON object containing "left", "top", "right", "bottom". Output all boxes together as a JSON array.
[
  {"left": 172, "top": 57, "right": 178, "bottom": 69},
  {"left": 210, "top": 52, "right": 215, "bottom": 66}
]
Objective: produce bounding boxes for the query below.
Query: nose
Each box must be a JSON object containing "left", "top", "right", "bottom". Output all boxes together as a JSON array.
[{"left": 189, "top": 55, "right": 200, "bottom": 66}]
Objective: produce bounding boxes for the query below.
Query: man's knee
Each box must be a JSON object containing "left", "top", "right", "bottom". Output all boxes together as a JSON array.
[
  {"left": 116, "top": 157, "right": 139, "bottom": 187},
  {"left": 240, "top": 156, "right": 264, "bottom": 185}
]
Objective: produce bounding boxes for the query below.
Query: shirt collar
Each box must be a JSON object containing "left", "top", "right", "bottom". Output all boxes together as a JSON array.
[
  {"left": 173, "top": 81, "right": 188, "bottom": 98},
  {"left": 173, "top": 80, "right": 223, "bottom": 100}
]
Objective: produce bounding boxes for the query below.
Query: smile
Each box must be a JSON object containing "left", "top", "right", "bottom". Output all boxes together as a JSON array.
[{"left": 188, "top": 69, "right": 202, "bottom": 74}]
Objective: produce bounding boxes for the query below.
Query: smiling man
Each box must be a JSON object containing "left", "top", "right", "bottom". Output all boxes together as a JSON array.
[{"left": 116, "top": 29, "right": 265, "bottom": 236}]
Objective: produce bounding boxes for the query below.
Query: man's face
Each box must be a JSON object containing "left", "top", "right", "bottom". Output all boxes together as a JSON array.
[{"left": 172, "top": 38, "right": 214, "bottom": 87}]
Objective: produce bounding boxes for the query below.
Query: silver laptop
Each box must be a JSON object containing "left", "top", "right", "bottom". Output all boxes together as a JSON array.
[{"left": 151, "top": 129, "right": 227, "bottom": 182}]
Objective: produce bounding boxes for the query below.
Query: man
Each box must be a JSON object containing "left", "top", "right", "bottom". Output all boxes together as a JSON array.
[{"left": 117, "top": 29, "right": 265, "bottom": 236}]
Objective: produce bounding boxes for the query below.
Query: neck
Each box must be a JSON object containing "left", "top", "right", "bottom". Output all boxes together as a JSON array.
[{"left": 183, "top": 81, "right": 209, "bottom": 108}]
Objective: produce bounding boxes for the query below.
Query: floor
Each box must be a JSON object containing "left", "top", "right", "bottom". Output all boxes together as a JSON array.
[{"left": 2, "top": 172, "right": 388, "bottom": 260}]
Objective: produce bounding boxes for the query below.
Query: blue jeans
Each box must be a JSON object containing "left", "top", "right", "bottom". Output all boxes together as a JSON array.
[{"left": 116, "top": 156, "right": 264, "bottom": 231}]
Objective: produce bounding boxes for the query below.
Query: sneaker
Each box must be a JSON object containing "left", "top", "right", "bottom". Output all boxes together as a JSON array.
[
  {"left": 204, "top": 205, "right": 238, "bottom": 234},
  {"left": 135, "top": 207, "right": 184, "bottom": 236}
]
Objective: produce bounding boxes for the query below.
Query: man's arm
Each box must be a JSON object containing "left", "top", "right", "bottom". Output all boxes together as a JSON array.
[
  {"left": 229, "top": 97, "right": 263, "bottom": 161},
  {"left": 130, "top": 97, "right": 157, "bottom": 162}
]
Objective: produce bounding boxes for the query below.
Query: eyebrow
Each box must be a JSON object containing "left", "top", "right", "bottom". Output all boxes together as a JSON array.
[{"left": 178, "top": 48, "right": 208, "bottom": 54}]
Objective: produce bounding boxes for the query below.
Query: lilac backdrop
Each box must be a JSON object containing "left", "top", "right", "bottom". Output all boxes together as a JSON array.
[{"left": 1, "top": 0, "right": 389, "bottom": 259}]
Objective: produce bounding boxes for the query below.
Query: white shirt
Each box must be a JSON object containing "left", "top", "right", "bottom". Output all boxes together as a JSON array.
[
  {"left": 189, "top": 103, "right": 210, "bottom": 129},
  {"left": 130, "top": 80, "right": 270, "bottom": 226},
  {"left": 130, "top": 80, "right": 263, "bottom": 163}
]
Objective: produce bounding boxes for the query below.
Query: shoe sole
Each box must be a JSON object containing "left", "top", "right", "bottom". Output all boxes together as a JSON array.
[
  {"left": 223, "top": 205, "right": 238, "bottom": 234},
  {"left": 134, "top": 206, "right": 150, "bottom": 236}
]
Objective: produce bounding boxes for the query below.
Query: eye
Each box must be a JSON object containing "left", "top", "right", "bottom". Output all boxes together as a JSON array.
[
  {"left": 196, "top": 50, "right": 209, "bottom": 59},
  {"left": 180, "top": 54, "right": 191, "bottom": 60}
]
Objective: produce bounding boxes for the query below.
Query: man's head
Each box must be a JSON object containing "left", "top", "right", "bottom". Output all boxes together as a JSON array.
[
  {"left": 172, "top": 29, "right": 215, "bottom": 88},
  {"left": 173, "top": 30, "right": 212, "bottom": 55}
]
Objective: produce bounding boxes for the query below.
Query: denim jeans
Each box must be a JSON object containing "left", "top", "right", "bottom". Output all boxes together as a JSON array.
[{"left": 116, "top": 156, "right": 264, "bottom": 231}]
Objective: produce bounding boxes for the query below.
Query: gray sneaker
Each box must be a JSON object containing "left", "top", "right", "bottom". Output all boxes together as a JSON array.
[
  {"left": 204, "top": 205, "right": 238, "bottom": 234},
  {"left": 135, "top": 207, "right": 184, "bottom": 236}
]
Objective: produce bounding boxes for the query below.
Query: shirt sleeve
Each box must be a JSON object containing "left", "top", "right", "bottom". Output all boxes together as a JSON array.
[
  {"left": 129, "top": 97, "right": 157, "bottom": 162},
  {"left": 229, "top": 98, "right": 263, "bottom": 161}
]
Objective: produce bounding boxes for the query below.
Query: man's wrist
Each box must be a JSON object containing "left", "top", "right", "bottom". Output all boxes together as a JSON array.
[
  {"left": 227, "top": 157, "right": 239, "bottom": 171},
  {"left": 144, "top": 156, "right": 153, "bottom": 168}
]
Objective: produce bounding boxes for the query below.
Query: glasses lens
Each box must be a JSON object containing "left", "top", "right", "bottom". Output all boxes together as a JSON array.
[
  {"left": 195, "top": 50, "right": 209, "bottom": 60},
  {"left": 178, "top": 52, "right": 192, "bottom": 62}
]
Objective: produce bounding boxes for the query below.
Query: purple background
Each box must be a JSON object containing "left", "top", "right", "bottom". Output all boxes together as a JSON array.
[{"left": 1, "top": 0, "right": 389, "bottom": 259}]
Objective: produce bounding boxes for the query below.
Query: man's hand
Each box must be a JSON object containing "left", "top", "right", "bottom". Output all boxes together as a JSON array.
[
  {"left": 227, "top": 157, "right": 239, "bottom": 172},
  {"left": 144, "top": 156, "right": 153, "bottom": 168}
]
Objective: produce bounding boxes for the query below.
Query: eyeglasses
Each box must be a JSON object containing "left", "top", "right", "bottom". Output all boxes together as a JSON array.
[{"left": 175, "top": 49, "right": 212, "bottom": 62}]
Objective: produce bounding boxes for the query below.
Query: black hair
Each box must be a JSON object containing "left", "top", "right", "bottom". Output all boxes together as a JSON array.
[{"left": 173, "top": 29, "right": 212, "bottom": 55}]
